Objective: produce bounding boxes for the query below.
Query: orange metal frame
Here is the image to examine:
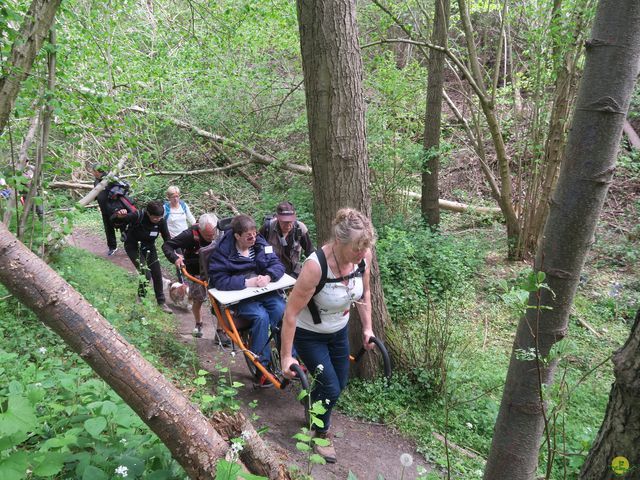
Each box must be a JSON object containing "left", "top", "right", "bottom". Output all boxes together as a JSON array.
[{"left": 181, "top": 268, "right": 286, "bottom": 389}]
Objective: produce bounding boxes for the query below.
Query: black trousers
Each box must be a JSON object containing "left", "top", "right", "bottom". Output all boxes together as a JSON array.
[
  {"left": 99, "top": 207, "right": 117, "bottom": 250},
  {"left": 125, "top": 242, "right": 165, "bottom": 304}
]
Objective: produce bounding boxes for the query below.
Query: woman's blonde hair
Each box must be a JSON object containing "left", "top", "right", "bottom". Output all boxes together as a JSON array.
[
  {"left": 166, "top": 186, "right": 180, "bottom": 198},
  {"left": 331, "top": 208, "right": 376, "bottom": 250}
]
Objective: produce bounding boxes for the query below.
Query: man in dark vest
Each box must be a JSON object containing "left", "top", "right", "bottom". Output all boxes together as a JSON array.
[
  {"left": 259, "top": 201, "right": 314, "bottom": 278},
  {"left": 112, "top": 200, "right": 172, "bottom": 314}
]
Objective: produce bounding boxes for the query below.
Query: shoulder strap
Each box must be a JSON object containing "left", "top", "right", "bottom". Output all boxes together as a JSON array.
[
  {"left": 180, "top": 200, "right": 187, "bottom": 214},
  {"left": 163, "top": 202, "right": 170, "bottom": 220},
  {"left": 313, "top": 248, "right": 329, "bottom": 295},
  {"left": 192, "top": 225, "right": 201, "bottom": 247},
  {"left": 308, "top": 249, "right": 329, "bottom": 324}
]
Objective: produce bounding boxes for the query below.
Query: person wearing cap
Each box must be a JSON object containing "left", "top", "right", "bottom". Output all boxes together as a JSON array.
[
  {"left": 91, "top": 164, "right": 118, "bottom": 256},
  {"left": 162, "top": 213, "right": 230, "bottom": 345},
  {"left": 259, "top": 201, "right": 315, "bottom": 278}
]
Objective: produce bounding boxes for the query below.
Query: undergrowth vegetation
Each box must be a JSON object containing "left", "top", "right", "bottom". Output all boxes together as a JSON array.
[
  {"left": 338, "top": 213, "right": 637, "bottom": 479},
  {"left": 0, "top": 248, "right": 207, "bottom": 479}
]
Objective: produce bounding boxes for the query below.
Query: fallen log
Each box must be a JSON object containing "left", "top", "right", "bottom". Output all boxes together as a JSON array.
[{"left": 406, "top": 191, "right": 502, "bottom": 215}]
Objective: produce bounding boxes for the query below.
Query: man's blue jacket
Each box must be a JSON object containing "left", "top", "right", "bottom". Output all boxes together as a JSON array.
[{"left": 208, "top": 230, "right": 285, "bottom": 291}]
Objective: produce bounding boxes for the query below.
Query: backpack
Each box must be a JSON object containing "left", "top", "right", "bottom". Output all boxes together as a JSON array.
[
  {"left": 163, "top": 200, "right": 187, "bottom": 220},
  {"left": 307, "top": 248, "right": 366, "bottom": 324},
  {"left": 106, "top": 180, "right": 137, "bottom": 230}
]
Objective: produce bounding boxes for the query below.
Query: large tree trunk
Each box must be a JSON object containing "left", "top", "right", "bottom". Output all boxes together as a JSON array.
[
  {"left": 483, "top": 1, "right": 640, "bottom": 478},
  {"left": 421, "top": 0, "right": 450, "bottom": 227},
  {"left": 580, "top": 309, "right": 640, "bottom": 479},
  {"left": 0, "top": 0, "right": 61, "bottom": 135},
  {"left": 0, "top": 223, "right": 230, "bottom": 477},
  {"left": 296, "top": 0, "right": 390, "bottom": 378}
]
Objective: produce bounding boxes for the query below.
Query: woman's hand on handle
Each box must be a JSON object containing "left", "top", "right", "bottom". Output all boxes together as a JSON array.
[
  {"left": 281, "top": 355, "right": 299, "bottom": 380},
  {"left": 362, "top": 329, "right": 375, "bottom": 351}
]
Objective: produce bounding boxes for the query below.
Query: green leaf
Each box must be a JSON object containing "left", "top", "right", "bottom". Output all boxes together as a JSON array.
[
  {"left": 0, "top": 395, "right": 37, "bottom": 436},
  {"left": 32, "top": 451, "right": 68, "bottom": 477},
  {"left": 116, "top": 455, "right": 145, "bottom": 477},
  {"left": 309, "top": 453, "right": 326, "bottom": 465},
  {"left": 348, "top": 472, "right": 360, "bottom": 480},
  {"left": 215, "top": 459, "right": 241, "bottom": 479},
  {"left": 537, "top": 271, "right": 546, "bottom": 283},
  {"left": 82, "top": 465, "right": 108, "bottom": 480},
  {"left": 83, "top": 416, "right": 107, "bottom": 437},
  {"left": 0, "top": 451, "right": 29, "bottom": 480},
  {"left": 295, "top": 441, "right": 311, "bottom": 451}
]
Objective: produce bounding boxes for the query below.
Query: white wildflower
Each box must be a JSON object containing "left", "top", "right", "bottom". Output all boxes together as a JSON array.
[
  {"left": 466, "top": 422, "right": 473, "bottom": 430},
  {"left": 34, "top": 382, "right": 42, "bottom": 387},
  {"left": 115, "top": 465, "right": 128, "bottom": 477},
  {"left": 231, "top": 442, "right": 243, "bottom": 454},
  {"left": 240, "top": 430, "right": 252, "bottom": 441},
  {"left": 230, "top": 351, "right": 236, "bottom": 357},
  {"left": 316, "top": 364, "right": 324, "bottom": 373},
  {"left": 120, "top": 438, "right": 127, "bottom": 445},
  {"left": 400, "top": 453, "right": 414, "bottom": 467},
  {"left": 38, "top": 347, "right": 47, "bottom": 355}
]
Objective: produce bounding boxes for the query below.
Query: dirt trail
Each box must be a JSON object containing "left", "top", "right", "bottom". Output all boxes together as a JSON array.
[{"left": 69, "top": 229, "right": 432, "bottom": 480}]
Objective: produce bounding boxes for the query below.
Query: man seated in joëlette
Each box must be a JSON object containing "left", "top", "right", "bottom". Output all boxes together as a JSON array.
[{"left": 208, "top": 214, "right": 286, "bottom": 386}]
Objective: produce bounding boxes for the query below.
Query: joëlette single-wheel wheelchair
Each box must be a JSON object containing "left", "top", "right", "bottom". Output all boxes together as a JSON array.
[{"left": 180, "top": 217, "right": 392, "bottom": 392}]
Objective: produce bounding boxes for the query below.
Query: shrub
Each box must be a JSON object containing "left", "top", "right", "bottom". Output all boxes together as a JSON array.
[{"left": 376, "top": 226, "right": 482, "bottom": 320}]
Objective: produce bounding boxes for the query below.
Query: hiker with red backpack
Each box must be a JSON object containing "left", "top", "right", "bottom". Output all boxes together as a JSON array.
[
  {"left": 161, "top": 213, "right": 230, "bottom": 344},
  {"left": 91, "top": 164, "right": 119, "bottom": 256},
  {"left": 112, "top": 200, "right": 173, "bottom": 314}
]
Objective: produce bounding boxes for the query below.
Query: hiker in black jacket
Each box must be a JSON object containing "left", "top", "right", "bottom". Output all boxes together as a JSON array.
[
  {"left": 91, "top": 165, "right": 118, "bottom": 256},
  {"left": 162, "top": 213, "right": 229, "bottom": 343},
  {"left": 112, "top": 200, "right": 172, "bottom": 314}
]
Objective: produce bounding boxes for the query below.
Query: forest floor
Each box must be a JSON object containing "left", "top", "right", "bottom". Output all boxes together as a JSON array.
[{"left": 69, "top": 228, "right": 433, "bottom": 480}]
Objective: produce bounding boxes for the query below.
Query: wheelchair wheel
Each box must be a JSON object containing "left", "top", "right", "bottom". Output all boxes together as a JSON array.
[
  {"left": 239, "top": 329, "right": 259, "bottom": 378},
  {"left": 352, "top": 336, "right": 392, "bottom": 380}
]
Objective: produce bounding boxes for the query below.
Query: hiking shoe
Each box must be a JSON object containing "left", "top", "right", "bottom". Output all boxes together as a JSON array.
[
  {"left": 193, "top": 323, "right": 203, "bottom": 338},
  {"left": 159, "top": 303, "right": 173, "bottom": 314},
  {"left": 216, "top": 329, "right": 232, "bottom": 347},
  {"left": 312, "top": 431, "right": 336, "bottom": 463},
  {"left": 107, "top": 248, "right": 118, "bottom": 256}
]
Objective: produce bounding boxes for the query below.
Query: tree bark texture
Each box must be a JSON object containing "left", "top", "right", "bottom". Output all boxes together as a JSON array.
[
  {"left": 421, "top": 0, "right": 450, "bottom": 227},
  {"left": 0, "top": 223, "right": 229, "bottom": 478},
  {"left": 0, "top": 0, "right": 61, "bottom": 135},
  {"left": 580, "top": 309, "right": 640, "bottom": 479},
  {"left": 296, "top": 0, "right": 390, "bottom": 378},
  {"left": 484, "top": 1, "right": 640, "bottom": 478}
]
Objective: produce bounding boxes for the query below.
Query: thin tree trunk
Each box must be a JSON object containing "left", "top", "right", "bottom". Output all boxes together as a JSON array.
[
  {"left": 457, "top": 0, "right": 521, "bottom": 258},
  {"left": 580, "top": 309, "right": 640, "bottom": 479},
  {"left": 296, "top": 0, "right": 390, "bottom": 378},
  {"left": 19, "top": 27, "right": 57, "bottom": 237},
  {"left": 421, "top": 0, "right": 450, "bottom": 227},
  {"left": 2, "top": 112, "right": 39, "bottom": 226},
  {"left": 484, "top": 1, "right": 640, "bottom": 477},
  {"left": 0, "top": 0, "right": 61, "bottom": 135}
]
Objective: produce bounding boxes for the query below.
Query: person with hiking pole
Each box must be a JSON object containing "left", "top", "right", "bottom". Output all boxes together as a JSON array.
[
  {"left": 280, "top": 208, "right": 376, "bottom": 464},
  {"left": 112, "top": 200, "right": 173, "bottom": 314}
]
